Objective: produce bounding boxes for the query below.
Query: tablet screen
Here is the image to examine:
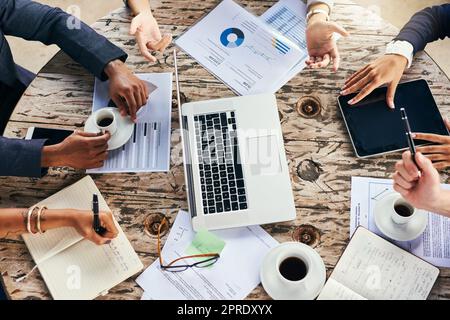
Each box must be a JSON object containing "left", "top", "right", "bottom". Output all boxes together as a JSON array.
[
  {"left": 338, "top": 79, "right": 449, "bottom": 157},
  {"left": 29, "top": 127, "right": 73, "bottom": 146}
]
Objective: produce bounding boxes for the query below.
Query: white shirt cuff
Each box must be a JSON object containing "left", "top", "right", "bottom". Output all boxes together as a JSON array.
[
  {"left": 385, "top": 40, "right": 414, "bottom": 69},
  {"left": 307, "top": 0, "right": 334, "bottom": 13}
]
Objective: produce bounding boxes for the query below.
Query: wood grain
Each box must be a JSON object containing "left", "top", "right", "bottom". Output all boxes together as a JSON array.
[{"left": 1, "top": 0, "right": 449, "bottom": 300}]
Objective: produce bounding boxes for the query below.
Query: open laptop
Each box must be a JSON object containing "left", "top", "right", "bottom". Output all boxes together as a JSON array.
[{"left": 174, "top": 50, "right": 296, "bottom": 231}]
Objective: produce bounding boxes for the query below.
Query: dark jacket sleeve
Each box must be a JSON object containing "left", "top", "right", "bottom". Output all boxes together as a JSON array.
[
  {"left": 0, "top": 0, "right": 128, "bottom": 80},
  {"left": 0, "top": 137, "right": 47, "bottom": 178},
  {"left": 395, "top": 4, "right": 450, "bottom": 55}
]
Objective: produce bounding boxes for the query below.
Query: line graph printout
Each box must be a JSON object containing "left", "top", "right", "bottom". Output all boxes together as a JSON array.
[
  {"left": 175, "top": 0, "right": 302, "bottom": 95},
  {"left": 350, "top": 176, "right": 450, "bottom": 268}
]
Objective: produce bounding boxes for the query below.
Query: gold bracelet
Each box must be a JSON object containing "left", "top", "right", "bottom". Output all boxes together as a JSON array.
[
  {"left": 37, "top": 206, "right": 47, "bottom": 234},
  {"left": 27, "top": 206, "right": 39, "bottom": 234}
]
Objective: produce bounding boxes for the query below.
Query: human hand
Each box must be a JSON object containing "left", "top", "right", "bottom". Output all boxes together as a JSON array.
[
  {"left": 104, "top": 59, "right": 149, "bottom": 122},
  {"left": 129, "top": 10, "right": 172, "bottom": 62},
  {"left": 306, "top": 15, "right": 349, "bottom": 71},
  {"left": 393, "top": 151, "right": 443, "bottom": 212},
  {"left": 341, "top": 54, "right": 407, "bottom": 108},
  {"left": 42, "top": 131, "right": 110, "bottom": 169},
  {"left": 68, "top": 210, "right": 119, "bottom": 245},
  {"left": 414, "top": 118, "right": 450, "bottom": 170}
]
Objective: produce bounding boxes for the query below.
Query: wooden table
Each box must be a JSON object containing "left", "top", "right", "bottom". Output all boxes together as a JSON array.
[{"left": 1, "top": 0, "right": 449, "bottom": 300}]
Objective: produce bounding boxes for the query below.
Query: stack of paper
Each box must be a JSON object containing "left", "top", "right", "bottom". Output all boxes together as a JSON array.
[{"left": 137, "top": 210, "right": 278, "bottom": 300}]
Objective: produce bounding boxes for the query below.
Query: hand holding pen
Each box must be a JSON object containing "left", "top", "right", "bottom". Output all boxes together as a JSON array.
[{"left": 70, "top": 193, "right": 119, "bottom": 245}]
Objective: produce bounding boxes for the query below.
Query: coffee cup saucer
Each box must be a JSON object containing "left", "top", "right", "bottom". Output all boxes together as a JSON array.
[
  {"left": 260, "top": 242, "right": 326, "bottom": 300},
  {"left": 84, "top": 107, "right": 134, "bottom": 151},
  {"left": 374, "top": 193, "right": 428, "bottom": 242}
]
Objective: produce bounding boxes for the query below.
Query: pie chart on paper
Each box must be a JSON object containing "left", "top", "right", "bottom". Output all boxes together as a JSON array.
[{"left": 220, "top": 28, "right": 245, "bottom": 48}]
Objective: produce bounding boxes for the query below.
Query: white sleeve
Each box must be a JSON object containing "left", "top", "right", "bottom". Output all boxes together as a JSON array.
[
  {"left": 306, "top": 0, "right": 334, "bottom": 12},
  {"left": 385, "top": 40, "right": 414, "bottom": 69}
]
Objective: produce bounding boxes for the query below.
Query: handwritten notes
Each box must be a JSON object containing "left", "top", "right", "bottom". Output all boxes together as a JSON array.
[{"left": 318, "top": 227, "right": 439, "bottom": 300}]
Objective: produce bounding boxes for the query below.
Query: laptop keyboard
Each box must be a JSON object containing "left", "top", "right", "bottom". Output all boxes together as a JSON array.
[{"left": 194, "top": 112, "right": 248, "bottom": 214}]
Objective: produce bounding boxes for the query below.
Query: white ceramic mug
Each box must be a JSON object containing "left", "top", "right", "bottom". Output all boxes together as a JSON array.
[
  {"left": 391, "top": 196, "right": 416, "bottom": 225},
  {"left": 276, "top": 249, "right": 311, "bottom": 286},
  {"left": 94, "top": 108, "right": 117, "bottom": 135},
  {"left": 260, "top": 242, "right": 326, "bottom": 300}
]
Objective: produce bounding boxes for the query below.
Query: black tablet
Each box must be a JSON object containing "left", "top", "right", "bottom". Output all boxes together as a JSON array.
[
  {"left": 26, "top": 127, "right": 73, "bottom": 145},
  {"left": 338, "top": 79, "right": 449, "bottom": 158}
]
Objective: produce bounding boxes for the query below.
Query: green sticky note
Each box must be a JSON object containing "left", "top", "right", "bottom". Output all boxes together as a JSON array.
[{"left": 186, "top": 229, "right": 226, "bottom": 262}]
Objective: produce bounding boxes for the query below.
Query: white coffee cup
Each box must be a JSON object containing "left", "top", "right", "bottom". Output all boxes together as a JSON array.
[
  {"left": 260, "top": 242, "right": 326, "bottom": 300},
  {"left": 391, "top": 197, "right": 416, "bottom": 225},
  {"left": 94, "top": 108, "right": 117, "bottom": 135},
  {"left": 276, "top": 250, "right": 311, "bottom": 285}
]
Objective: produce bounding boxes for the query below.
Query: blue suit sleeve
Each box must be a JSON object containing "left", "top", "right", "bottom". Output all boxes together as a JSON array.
[
  {"left": 0, "top": 0, "right": 128, "bottom": 80},
  {"left": 395, "top": 4, "right": 450, "bottom": 55},
  {"left": 0, "top": 136, "right": 47, "bottom": 178}
]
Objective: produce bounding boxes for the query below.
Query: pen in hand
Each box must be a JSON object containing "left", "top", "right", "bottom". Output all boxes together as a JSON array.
[
  {"left": 92, "top": 193, "right": 107, "bottom": 235},
  {"left": 400, "top": 108, "right": 421, "bottom": 178}
]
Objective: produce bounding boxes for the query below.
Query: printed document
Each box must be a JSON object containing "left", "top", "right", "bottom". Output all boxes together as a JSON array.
[
  {"left": 88, "top": 73, "right": 172, "bottom": 173},
  {"left": 175, "top": 0, "right": 305, "bottom": 95},
  {"left": 350, "top": 176, "right": 450, "bottom": 268},
  {"left": 260, "top": 0, "right": 309, "bottom": 90},
  {"left": 136, "top": 210, "right": 279, "bottom": 300}
]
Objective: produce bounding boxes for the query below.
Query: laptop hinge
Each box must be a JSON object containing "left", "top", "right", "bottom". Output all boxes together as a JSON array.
[{"left": 182, "top": 115, "right": 197, "bottom": 218}]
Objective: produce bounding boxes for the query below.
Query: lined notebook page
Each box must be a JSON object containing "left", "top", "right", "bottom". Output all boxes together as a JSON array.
[
  {"left": 22, "top": 176, "right": 143, "bottom": 300},
  {"left": 317, "top": 278, "right": 367, "bottom": 300},
  {"left": 318, "top": 228, "right": 439, "bottom": 300},
  {"left": 22, "top": 176, "right": 108, "bottom": 262},
  {"left": 38, "top": 223, "right": 142, "bottom": 300}
]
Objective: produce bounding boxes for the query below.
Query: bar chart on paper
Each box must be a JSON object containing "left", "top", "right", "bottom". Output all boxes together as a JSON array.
[
  {"left": 261, "top": 0, "right": 308, "bottom": 50},
  {"left": 98, "top": 121, "right": 163, "bottom": 172},
  {"left": 88, "top": 73, "right": 172, "bottom": 173}
]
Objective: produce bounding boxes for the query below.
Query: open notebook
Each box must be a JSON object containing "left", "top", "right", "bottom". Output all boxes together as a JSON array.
[
  {"left": 22, "top": 176, "right": 143, "bottom": 300},
  {"left": 317, "top": 227, "right": 439, "bottom": 300}
]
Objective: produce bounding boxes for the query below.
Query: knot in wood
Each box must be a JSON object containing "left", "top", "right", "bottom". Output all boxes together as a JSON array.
[
  {"left": 292, "top": 225, "right": 321, "bottom": 248},
  {"left": 144, "top": 213, "right": 169, "bottom": 237},
  {"left": 297, "top": 159, "right": 323, "bottom": 182},
  {"left": 296, "top": 96, "right": 322, "bottom": 118},
  {"left": 173, "top": 90, "right": 188, "bottom": 108}
]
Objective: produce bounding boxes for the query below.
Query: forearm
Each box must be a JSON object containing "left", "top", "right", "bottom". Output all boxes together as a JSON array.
[
  {"left": 395, "top": 4, "right": 450, "bottom": 54},
  {"left": 0, "top": 136, "right": 46, "bottom": 178},
  {"left": 0, "top": 208, "right": 73, "bottom": 238},
  {"left": 127, "top": 0, "right": 152, "bottom": 15},
  {"left": 431, "top": 189, "right": 450, "bottom": 218},
  {"left": 1, "top": 0, "right": 127, "bottom": 81}
]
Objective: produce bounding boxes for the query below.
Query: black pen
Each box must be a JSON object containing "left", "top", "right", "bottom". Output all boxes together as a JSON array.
[
  {"left": 400, "top": 108, "right": 420, "bottom": 171},
  {"left": 92, "top": 194, "right": 106, "bottom": 235}
]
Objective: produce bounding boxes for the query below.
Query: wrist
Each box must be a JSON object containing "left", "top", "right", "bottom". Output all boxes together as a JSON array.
[
  {"left": 386, "top": 54, "right": 408, "bottom": 69},
  {"left": 307, "top": 13, "right": 328, "bottom": 26},
  {"left": 104, "top": 59, "right": 124, "bottom": 78},
  {"left": 41, "top": 144, "right": 61, "bottom": 167},
  {"left": 386, "top": 40, "right": 414, "bottom": 69},
  {"left": 40, "top": 209, "right": 76, "bottom": 231},
  {"left": 432, "top": 189, "right": 450, "bottom": 217}
]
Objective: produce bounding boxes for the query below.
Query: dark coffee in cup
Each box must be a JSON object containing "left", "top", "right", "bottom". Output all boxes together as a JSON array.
[
  {"left": 97, "top": 117, "right": 113, "bottom": 127},
  {"left": 279, "top": 257, "right": 308, "bottom": 281},
  {"left": 394, "top": 204, "right": 413, "bottom": 217}
]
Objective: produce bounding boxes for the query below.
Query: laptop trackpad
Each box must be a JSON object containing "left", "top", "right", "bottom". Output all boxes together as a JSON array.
[{"left": 246, "top": 135, "right": 282, "bottom": 176}]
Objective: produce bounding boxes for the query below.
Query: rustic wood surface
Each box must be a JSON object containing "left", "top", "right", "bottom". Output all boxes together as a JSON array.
[{"left": 1, "top": 0, "right": 449, "bottom": 300}]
